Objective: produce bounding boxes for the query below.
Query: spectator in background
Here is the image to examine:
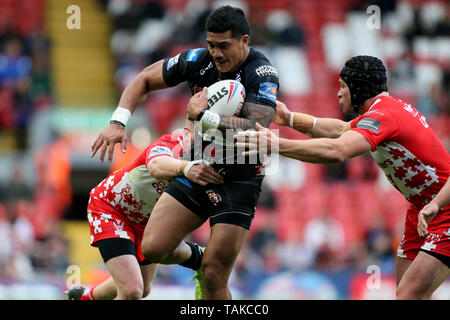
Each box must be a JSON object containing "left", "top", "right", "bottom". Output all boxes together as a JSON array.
[
  {"left": 389, "top": 52, "right": 416, "bottom": 93},
  {"left": 30, "top": 224, "right": 69, "bottom": 274},
  {"left": 3, "top": 163, "right": 33, "bottom": 204},
  {"left": 0, "top": 37, "right": 31, "bottom": 87},
  {"left": 265, "top": 10, "right": 304, "bottom": 47},
  {"left": 29, "top": 50, "right": 52, "bottom": 110},
  {"left": 303, "top": 210, "right": 346, "bottom": 269},
  {"left": 433, "top": 1, "right": 450, "bottom": 36},
  {"left": 246, "top": 5, "right": 273, "bottom": 47},
  {"left": 417, "top": 80, "right": 448, "bottom": 117},
  {"left": 365, "top": 216, "right": 395, "bottom": 273},
  {"left": 33, "top": 135, "right": 72, "bottom": 238}
]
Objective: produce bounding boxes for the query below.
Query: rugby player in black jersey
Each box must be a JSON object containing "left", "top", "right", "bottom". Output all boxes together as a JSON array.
[{"left": 90, "top": 6, "right": 279, "bottom": 299}]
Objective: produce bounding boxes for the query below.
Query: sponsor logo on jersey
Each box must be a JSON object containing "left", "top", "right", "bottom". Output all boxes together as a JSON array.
[
  {"left": 148, "top": 146, "right": 174, "bottom": 158},
  {"left": 186, "top": 48, "right": 205, "bottom": 62},
  {"left": 356, "top": 118, "right": 381, "bottom": 133},
  {"left": 167, "top": 53, "right": 180, "bottom": 71},
  {"left": 255, "top": 65, "right": 279, "bottom": 78},
  {"left": 257, "top": 82, "right": 278, "bottom": 104},
  {"left": 200, "top": 62, "right": 213, "bottom": 75}
]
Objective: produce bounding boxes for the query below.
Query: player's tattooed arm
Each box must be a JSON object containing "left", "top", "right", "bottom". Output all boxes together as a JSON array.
[{"left": 218, "top": 102, "right": 275, "bottom": 132}]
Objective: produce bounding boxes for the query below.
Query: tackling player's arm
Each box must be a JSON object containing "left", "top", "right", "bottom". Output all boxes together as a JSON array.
[
  {"left": 238, "top": 124, "right": 371, "bottom": 164},
  {"left": 275, "top": 100, "right": 350, "bottom": 138},
  {"left": 91, "top": 60, "right": 169, "bottom": 162},
  {"left": 278, "top": 129, "right": 371, "bottom": 163},
  {"left": 147, "top": 156, "right": 223, "bottom": 186}
]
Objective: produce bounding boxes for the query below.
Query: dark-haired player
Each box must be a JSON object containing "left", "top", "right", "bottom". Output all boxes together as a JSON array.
[
  {"left": 90, "top": 6, "right": 279, "bottom": 299},
  {"left": 239, "top": 55, "right": 450, "bottom": 299}
]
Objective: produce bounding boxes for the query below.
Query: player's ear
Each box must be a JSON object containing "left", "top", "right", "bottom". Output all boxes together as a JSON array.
[{"left": 241, "top": 35, "right": 249, "bottom": 46}]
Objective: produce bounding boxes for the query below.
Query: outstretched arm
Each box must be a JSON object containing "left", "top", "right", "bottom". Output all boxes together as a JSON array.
[
  {"left": 275, "top": 100, "right": 350, "bottom": 138},
  {"left": 147, "top": 156, "right": 223, "bottom": 186},
  {"left": 278, "top": 129, "right": 372, "bottom": 163},
  {"left": 237, "top": 123, "right": 372, "bottom": 164},
  {"left": 91, "top": 60, "right": 168, "bottom": 163}
]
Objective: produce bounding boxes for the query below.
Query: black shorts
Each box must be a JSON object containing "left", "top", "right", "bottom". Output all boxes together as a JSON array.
[
  {"left": 96, "top": 238, "right": 152, "bottom": 265},
  {"left": 165, "top": 174, "right": 263, "bottom": 230},
  {"left": 420, "top": 249, "right": 450, "bottom": 269}
]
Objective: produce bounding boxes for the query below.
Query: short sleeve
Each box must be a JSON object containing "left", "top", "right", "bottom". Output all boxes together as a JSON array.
[
  {"left": 350, "top": 109, "right": 399, "bottom": 152},
  {"left": 145, "top": 135, "right": 182, "bottom": 165},
  {"left": 162, "top": 48, "right": 206, "bottom": 87},
  {"left": 244, "top": 63, "right": 279, "bottom": 109}
]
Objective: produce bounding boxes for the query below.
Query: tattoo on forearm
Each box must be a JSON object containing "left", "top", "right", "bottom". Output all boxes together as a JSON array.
[
  {"left": 218, "top": 102, "right": 275, "bottom": 132},
  {"left": 219, "top": 116, "right": 253, "bottom": 131}
]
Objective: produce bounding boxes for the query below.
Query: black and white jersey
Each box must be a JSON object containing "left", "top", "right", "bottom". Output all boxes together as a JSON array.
[
  {"left": 162, "top": 47, "right": 279, "bottom": 177},
  {"left": 162, "top": 47, "right": 279, "bottom": 109}
]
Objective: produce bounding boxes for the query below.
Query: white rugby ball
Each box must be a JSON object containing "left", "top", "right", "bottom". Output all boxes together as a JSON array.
[
  {"left": 202, "top": 80, "right": 246, "bottom": 146},
  {"left": 207, "top": 80, "right": 245, "bottom": 117}
]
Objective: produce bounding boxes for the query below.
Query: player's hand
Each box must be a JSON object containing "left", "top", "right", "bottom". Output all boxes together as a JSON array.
[
  {"left": 274, "top": 100, "right": 292, "bottom": 127},
  {"left": 188, "top": 87, "right": 208, "bottom": 121},
  {"left": 417, "top": 203, "right": 439, "bottom": 237},
  {"left": 90, "top": 123, "right": 128, "bottom": 163},
  {"left": 234, "top": 122, "right": 279, "bottom": 157},
  {"left": 185, "top": 160, "right": 224, "bottom": 186}
]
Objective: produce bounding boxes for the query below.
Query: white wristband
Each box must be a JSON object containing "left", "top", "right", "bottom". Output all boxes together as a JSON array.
[
  {"left": 199, "top": 110, "right": 220, "bottom": 132},
  {"left": 289, "top": 112, "right": 294, "bottom": 128},
  {"left": 183, "top": 159, "right": 211, "bottom": 176},
  {"left": 111, "top": 107, "right": 132, "bottom": 126},
  {"left": 312, "top": 117, "right": 318, "bottom": 129}
]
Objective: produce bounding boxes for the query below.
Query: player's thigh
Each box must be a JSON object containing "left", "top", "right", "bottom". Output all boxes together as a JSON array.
[
  {"left": 105, "top": 254, "right": 143, "bottom": 294},
  {"left": 397, "top": 251, "right": 450, "bottom": 298},
  {"left": 203, "top": 223, "right": 249, "bottom": 273},
  {"left": 143, "top": 192, "right": 204, "bottom": 250},
  {"left": 395, "top": 256, "right": 413, "bottom": 285}
]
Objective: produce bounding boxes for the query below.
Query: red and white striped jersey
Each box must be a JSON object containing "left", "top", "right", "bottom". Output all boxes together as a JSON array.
[
  {"left": 88, "top": 133, "right": 183, "bottom": 227},
  {"left": 351, "top": 96, "right": 450, "bottom": 209}
]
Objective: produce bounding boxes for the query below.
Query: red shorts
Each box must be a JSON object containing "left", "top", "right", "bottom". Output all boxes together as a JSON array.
[
  {"left": 87, "top": 196, "right": 147, "bottom": 263},
  {"left": 397, "top": 205, "right": 450, "bottom": 260}
]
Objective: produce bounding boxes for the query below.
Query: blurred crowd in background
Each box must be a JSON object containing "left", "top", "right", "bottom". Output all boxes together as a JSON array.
[{"left": 0, "top": 0, "right": 448, "bottom": 299}]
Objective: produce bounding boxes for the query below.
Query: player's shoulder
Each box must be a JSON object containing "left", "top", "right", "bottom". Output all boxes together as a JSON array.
[
  {"left": 165, "top": 47, "right": 210, "bottom": 71},
  {"left": 148, "top": 133, "right": 183, "bottom": 151},
  {"left": 149, "top": 134, "right": 180, "bottom": 148},
  {"left": 361, "top": 96, "right": 397, "bottom": 116},
  {"left": 244, "top": 48, "right": 279, "bottom": 79},
  {"left": 180, "top": 47, "right": 211, "bottom": 67},
  {"left": 185, "top": 47, "right": 210, "bottom": 63}
]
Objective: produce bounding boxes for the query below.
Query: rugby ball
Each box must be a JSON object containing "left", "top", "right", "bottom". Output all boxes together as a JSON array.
[
  {"left": 207, "top": 80, "right": 245, "bottom": 117},
  {"left": 202, "top": 80, "right": 246, "bottom": 146}
]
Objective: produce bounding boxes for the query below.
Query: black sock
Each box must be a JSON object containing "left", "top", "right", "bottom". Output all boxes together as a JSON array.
[{"left": 180, "top": 242, "right": 203, "bottom": 271}]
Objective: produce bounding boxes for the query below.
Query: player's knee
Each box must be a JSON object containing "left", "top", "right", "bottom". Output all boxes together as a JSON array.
[
  {"left": 125, "top": 288, "right": 143, "bottom": 300},
  {"left": 202, "top": 260, "right": 228, "bottom": 292},
  {"left": 141, "top": 238, "right": 166, "bottom": 262},
  {"left": 118, "top": 283, "right": 144, "bottom": 300}
]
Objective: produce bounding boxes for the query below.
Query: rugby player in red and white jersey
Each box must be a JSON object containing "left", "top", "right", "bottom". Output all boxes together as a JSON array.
[
  {"left": 67, "top": 121, "right": 224, "bottom": 300},
  {"left": 238, "top": 55, "right": 450, "bottom": 299}
]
